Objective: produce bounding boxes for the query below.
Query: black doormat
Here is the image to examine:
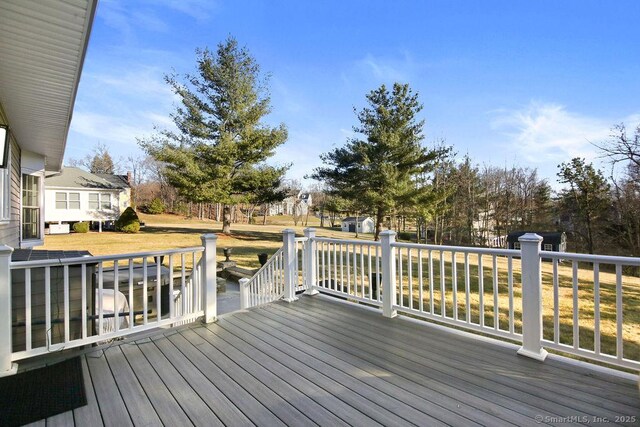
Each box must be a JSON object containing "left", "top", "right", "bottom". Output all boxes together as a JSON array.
[{"left": 0, "top": 357, "right": 87, "bottom": 426}]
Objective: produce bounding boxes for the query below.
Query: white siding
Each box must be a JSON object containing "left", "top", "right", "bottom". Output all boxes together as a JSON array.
[
  {"left": 45, "top": 187, "right": 131, "bottom": 223},
  {"left": 0, "top": 139, "right": 21, "bottom": 247}
]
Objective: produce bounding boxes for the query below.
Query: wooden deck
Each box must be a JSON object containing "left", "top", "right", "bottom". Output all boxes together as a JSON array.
[{"left": 27, "top": 294, "right": 639, "bottom": 426}]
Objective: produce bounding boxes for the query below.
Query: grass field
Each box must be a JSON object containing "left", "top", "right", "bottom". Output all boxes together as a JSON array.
[{"left": 42, "top": 213, "right": 639, "bottom": 366}]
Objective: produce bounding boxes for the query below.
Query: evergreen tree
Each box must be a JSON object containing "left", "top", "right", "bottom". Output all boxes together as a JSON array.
[
  {"left": 557, "top": 158, "right": 611, "bottom": 254},
  {"left": 139, "top": 37, "right": 288, "bottom": 233},
  {"left": 88, "top": 144, "right": 115, "bottom": 174},
  {"left": 312, "top": 83, "right": 443, "bottom": 240}
]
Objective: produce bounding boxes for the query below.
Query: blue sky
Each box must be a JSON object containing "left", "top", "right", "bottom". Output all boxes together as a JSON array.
[{"left": 67, "top": 0, "right": 640, "bottom": 188}]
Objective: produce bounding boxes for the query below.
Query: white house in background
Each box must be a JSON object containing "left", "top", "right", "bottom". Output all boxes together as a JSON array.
[
  {"left": 341, "top": 216, "right": 375, "bottom": 234},
  {"left": 0, "top": 0, "right": 97, "bottom": 248},
  {"left": 44, "top": 167, "right": 131, "bottom": 232},
  {"left": 268, "top": 192, "right": 312, "bottom": 217}
]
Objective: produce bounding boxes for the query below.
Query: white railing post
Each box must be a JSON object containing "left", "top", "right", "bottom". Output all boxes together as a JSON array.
[
  {"left": 201, "top": 234, "right": 217, "bottom": 323},
  {"left": 0, "top": 245, "right": 17, "bottom": 376},
  {"left": 303, "top": 228, "right": 319, "bottom": 295},
  {"left": 517, "top": 233, "right": 548, "bottom": 361},
  {"left": 381, "top": 230, "right": 397, "bottom": 318},
  {"left": 239, "top": 278, "right": 250, "bottom": 309},
  {"left": 282, "top": 229, "right": 298, "bottom": 303}
]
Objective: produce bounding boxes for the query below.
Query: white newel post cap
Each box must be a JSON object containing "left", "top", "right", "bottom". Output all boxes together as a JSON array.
[{"left": 518, "top": 233, "right": 543, "bottom": 244}]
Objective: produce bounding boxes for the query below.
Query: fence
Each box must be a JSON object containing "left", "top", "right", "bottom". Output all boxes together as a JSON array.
[{"left": 0, "top": 234, "right": 218, "bottom": 374}]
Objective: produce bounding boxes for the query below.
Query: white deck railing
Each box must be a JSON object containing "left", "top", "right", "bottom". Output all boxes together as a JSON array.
[
  {"left": 266, "top": 228, "right": 640, "bottom": 371},
  {"left": 0, "top": 234, "right": 219, "bottom": 374},
  {"left": 239, "top": 231, "right": 308, "bottom": 309}
]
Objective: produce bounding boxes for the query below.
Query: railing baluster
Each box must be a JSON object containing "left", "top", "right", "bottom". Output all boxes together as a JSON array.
[
  {"left": 572, "top": 261, "right": 579, "bottom": 350},
  {"left": 45, "top": 267, "right": 51, "bottom": 347},
  {"left": 114, "top": 261, "right": 119, "bottom": 333},
  {"left": 142, "top": 258, "right": 148, "bottom": 325},
  {"left": 352, "top": 245, "right": 357, "bottom": 297},
  {"left": 359, "top": 247, "right": 365, "bottom": 298},
  {"left": 429, "top": 250, "right": 434, "bottom": 314},
  {"left": 508, "top": 256, "right": 514, "bottom": 335},
  {"left": 464, "top": 252, "right": 470, "bottom": 324},
  {"left": 478, "top": 254, "right": 484, "bottom": 327},
  {"left": 129, "top": 259, "right": 134, "bottom": 329},
  {"left": 452, "top": 252, "right": 457, "bottom": 321},
  {"left": 552, "top": 258, "right": 558, "bottom": 344},
  {"left": 156, "top": 257, "right": 162, "bottom": 323},
  {"left": 25, "top": 268, "right": 32, "bottom": 351},
  {"left": 346, "top": 244, "right": 351, "bottom": 295},
  {"left": 97, "top": 263, "right": 103, "bottom": 335},
  {"left": 398, "top": 247, "right": 404, "bottom": 307},
  {"left": 408, "top": 248, "right": 413, "bottom": 310},
  {"left": 63, "top": 265, "right": 70, "bottom": 343},
  {"left": 594, "top": 262, "right": 600, "bottom": 355},
  {"left": 180, "top": 253, "right": 186, "bottom": 320},
  {"left": 440, "top": 251, "right": 445, "bottom": 318},
  {"left": 493, "top": 255, "right": 498, "bottom": 331},
  {"left": 168, "top": 254, "right": 174, "bottom": 319},
  {"left": 615, "top": 264, "right": 623, "bottom": 361},
  {"left": 418, "top": 249, "right": 423, "bottom": 312},
  {"left": 368, "top": 245, "right": 373, "bottom": 300},
  {"left": 81, "top": 264, "right": 87, "bottom": 339}
]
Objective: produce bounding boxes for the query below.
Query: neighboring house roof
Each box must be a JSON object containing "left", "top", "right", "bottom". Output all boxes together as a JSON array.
[
  {"left": 0, "top": 0, "right": 98, "bottom": 172},
  {"left": 45, "top": 167, "right": 130, "bottom": 190},
  {"left": 506, "top": 231, "right": 566, "bottom": 244},
  {"left": 342, "top": 216, "right": 372, "bottom": 223}
]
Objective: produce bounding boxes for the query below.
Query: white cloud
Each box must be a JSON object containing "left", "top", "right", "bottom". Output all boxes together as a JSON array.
[
  {"left": 70, "top": 112, "right": 155, "bottom": 146},
  {"left": 351, "top": 51, "right": 426, "bottom": 85},
  {"left": 490, "top": 102, "right": 615, "bottom": 164}
]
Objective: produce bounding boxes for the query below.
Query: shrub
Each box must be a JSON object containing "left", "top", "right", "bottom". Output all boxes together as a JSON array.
[
  {"left": 115, "top": 207, "right": 140, "bottom": 233},
  {"left": 146, "top": 197, "right": 165, "bottom": 214},
  {"left": 72, "top": 222, "right": 89, "bottom": 233}
]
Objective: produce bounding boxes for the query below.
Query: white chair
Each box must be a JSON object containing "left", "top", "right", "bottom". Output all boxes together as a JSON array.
[{"left": 95, "top": 289, "right": 130, "bottom": 334}]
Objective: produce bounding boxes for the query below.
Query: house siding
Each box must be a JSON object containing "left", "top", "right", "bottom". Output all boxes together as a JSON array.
[{"left": 0, "top": 139, "right": 21, "bottom": 248}]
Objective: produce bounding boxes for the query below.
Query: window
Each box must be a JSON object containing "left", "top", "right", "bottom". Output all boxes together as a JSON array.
[
  {"left": 543, "top": 244, "right": 553, "bottom": 251},
  {"left": 513, "top": 242, "right": 521, "bottom": 250},
  {"left": 89, "top": 193, "right": 111, "bottom": 210},
  {"left": 69, "top": 192, "right": 80, "bottom": 209},
  {"left": 0, "top": 144, "right": 9, "bottom": 221},
  {"left": 22, "top": 174, "right": 40, "bottom": 240},
  {"left": 88, "top": 193, "right": 99, "bottom": 209},
  {"left": 101, "top": 194, "right": 111, "bottom": 210},
  {"left": 55, "top": 192, "right": 67, "bottom": 209},
  {"left": 56, "top": 192, "right": 81, "bottom": 209}
]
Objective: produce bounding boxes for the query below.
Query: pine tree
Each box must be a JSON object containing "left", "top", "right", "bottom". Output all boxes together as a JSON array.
[
  {"left": 312, "top": 83, "right": 443, "bottom": 240},
  {"left": 139, "top": 37, "right": 288, "bottom": 233},
  {"left": 89, "top": 144, "right": 115, "bottom": 174},
  {"left": 557, "top": 158, "right": 611, "bottom": 254}
]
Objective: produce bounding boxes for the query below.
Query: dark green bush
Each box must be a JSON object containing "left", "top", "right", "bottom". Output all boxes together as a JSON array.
[
  {"left": 72, "top": 222, "right": 89, "bottom": 233},
  {"left": 146, "top": 197, "right": 165, "bottom": 214},
  {"left": 115, "top": 207, "right": 140, "bottom": 233}
]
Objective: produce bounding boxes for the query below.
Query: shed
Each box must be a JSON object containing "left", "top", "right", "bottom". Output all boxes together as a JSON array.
[
  {"left": 506, "top": 231, "right": 567, "bottom": 252},
  {"left": 341, "top": 216, "right": 375, "bottom": 234}
]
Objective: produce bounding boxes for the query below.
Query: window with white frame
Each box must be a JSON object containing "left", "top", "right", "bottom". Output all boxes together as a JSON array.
[
  {"left": 0, "top": 150, "right": 9, "bottom": 222},
  {"left": 513, "top": 242, "right": 521, "bottom": 250},
  {"left": 55, "top": 192, "right": 81, "bottom": 209},
  {"left": 88, "top": 193, "right": 99, "bottom": 209},
  {"left": 543, "top": 243, "right": 553, "bottom": 251},
  {"left": 89, "top": 193, "right": 111, "bottom": 210},
  {"left": 101, "top": 193, "right": 111, "bottom": 209},
  {"left": 69, "top": 192, "right": 80, "bottom": 209},
  {"left": 22, "top": 174, "right": 40, "bottom": 240},
  {"left": 55, "top": 192, "right": 67, "bottom": 209}
]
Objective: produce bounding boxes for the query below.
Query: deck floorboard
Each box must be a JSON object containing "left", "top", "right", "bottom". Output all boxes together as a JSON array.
[{"left": 31, "top": 294, "right": 638, "bottom": 426}]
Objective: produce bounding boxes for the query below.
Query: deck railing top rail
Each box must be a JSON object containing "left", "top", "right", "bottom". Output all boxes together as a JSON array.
[{"left": 9, "top": 246, "right": 205, "bottom": 269}]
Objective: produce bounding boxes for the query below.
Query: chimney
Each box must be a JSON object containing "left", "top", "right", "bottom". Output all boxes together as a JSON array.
[{"left": 127, "top": 171, "right": 132, "bottom": 185}]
